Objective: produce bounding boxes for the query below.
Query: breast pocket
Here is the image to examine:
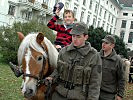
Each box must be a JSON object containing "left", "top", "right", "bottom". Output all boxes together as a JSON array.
[
  {"left": 83, "top": 67, "right": 91, "bottom": 84},
  {"left": 102, "top": 67, "right": 116, "bottom": 82},
  {"left": 57, "top": 60, "right": 69, "bottom": 80},
  {"left": 73, "top": 66, "right": 84, "bottom": 84}
]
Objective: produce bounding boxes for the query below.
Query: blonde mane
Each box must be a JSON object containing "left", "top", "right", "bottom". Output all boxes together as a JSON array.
[{"left": 18, "top": 33, "right": 59, "bottom": 68}]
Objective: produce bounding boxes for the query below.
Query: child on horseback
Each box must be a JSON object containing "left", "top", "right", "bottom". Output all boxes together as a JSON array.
[{"left": 47, "top": 2, "right": 75, "bottom": 51}]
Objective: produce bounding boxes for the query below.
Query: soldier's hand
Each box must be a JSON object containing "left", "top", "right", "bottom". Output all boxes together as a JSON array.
[
  {"left": 116, "top": 96, "right": 122, "bottom": 100},
  {"left": 45, "top": 77, "right": 53, "bottom": 85}
]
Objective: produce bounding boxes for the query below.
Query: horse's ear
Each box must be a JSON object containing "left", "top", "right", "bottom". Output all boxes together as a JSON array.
[
  {"left": 17, "top": 32, "right": 24, "bottom": 41},
  {"left": 36, "top": 32, "right": 44, "bottom": 45}
]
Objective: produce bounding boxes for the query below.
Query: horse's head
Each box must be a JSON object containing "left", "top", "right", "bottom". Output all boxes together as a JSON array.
[{"left": 17, "top": 32, "right": 58, "bottom": 99}]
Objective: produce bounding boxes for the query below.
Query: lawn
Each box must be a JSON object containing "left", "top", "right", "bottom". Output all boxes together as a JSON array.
[
  {"left": 0, "top": 63, "right": 23, "bottom": 100},
  {"left": 0, "top": 63, "right": 133, "bottom": 100}
]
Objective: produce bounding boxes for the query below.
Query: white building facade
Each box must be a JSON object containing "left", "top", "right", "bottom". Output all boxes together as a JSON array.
[
  {"left": 116, "top": 7, "right": 133, "bottom": 50},
  {"left": 0, "top": 0, "right": 133, "bottom": 50}
]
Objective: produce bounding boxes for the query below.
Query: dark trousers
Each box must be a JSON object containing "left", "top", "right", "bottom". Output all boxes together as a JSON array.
[{"left": 99, "top": 90, "right": 116, "bottom": 100}]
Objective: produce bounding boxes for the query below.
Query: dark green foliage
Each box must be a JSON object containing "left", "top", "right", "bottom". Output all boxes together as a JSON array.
[
  {"left": 114, "top": 35, "right": 128, "bottom": 58},
  {"left": 0, "top": 21, "right": 55, "bottom": 64},
  {"left": 87, "top": 26, "right": 128, "bottom": 57},
  {"left": 88, "top": 26, "right": 110, "bottom": 51}
]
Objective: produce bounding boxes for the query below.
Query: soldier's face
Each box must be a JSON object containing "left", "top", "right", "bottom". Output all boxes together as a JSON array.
[
  {"left": 102, "top": 42, "right": 114, "bottom": 52},
  {"left": 72, "top": 34, "right": 88, "bottom": 48}
]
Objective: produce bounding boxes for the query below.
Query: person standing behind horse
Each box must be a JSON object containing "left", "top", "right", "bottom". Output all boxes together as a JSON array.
[
  {"left": 47, "top": 3, "right": 75, "bottom": 50},
  {"left": 99, "top": 35, "right": 126, "bottom": 100},
  {"left": 46, "top": 22, "right": 102, "bottom": 100}
]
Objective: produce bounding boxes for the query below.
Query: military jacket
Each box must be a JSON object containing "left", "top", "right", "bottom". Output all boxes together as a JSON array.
[
  {"left": 51, "top": 42, "right": 102, "bottom": 100},
  {"left": 100, "top": 49, "right": 126, "bottom": 98}
]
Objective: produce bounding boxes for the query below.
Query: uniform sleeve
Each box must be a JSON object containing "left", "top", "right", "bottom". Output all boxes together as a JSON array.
[
  {"left": 47, "top": 15, "right": 61, "bottom": 31},
  {"left": 87, "top": 53, "right": 102, "bottom": 100},
  {"left": 117, "top": 58, "right": 126, "bottom": 98}
]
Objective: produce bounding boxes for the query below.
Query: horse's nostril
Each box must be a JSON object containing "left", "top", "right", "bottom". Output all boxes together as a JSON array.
[{"left": 24, "top": 89, "right": 33, "bottom": 98}]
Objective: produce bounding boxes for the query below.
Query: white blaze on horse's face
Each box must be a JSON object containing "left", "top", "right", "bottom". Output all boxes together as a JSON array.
[{"left": 22, "top": 47, "right": 37, "bottom": 96}]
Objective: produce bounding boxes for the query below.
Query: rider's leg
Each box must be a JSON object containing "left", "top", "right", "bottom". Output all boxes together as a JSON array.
[{"left": 9, "top": 62, "right": 23, "bottom": 77}]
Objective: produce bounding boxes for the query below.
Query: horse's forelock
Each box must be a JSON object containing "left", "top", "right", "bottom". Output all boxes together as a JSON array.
[
  {"left": 18, "top": 33, "right": 59, "bottom": 68},
  {"left": 18, "top": 33, "right": 47, "bottom": 66}
]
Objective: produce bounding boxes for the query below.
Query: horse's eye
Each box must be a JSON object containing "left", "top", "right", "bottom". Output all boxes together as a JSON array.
[{"left": 37, "top": 56, "right": 43, "bottom": 61}]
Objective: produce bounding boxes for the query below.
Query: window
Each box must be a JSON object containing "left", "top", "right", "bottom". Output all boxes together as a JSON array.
[
  {"left": 83, "top": 0, "right": 86, "bottom": 6},
  {"left": 106, "top": 24, "right": 109, "bottom": 31},
  {"left": 128, "top": 32, "right": 133, "bottom": 43},
  {"left": 89, "top": 0, "right": 92, "bottom": 10},
  {"left": 43, "top": 0, "right": 49, "bottom": 5},
  {"left": 99, "top": 7, "right": 102, "bottom": 16},
  {"left": 123, "top": 13, "right": 128, "bottom": 16},
  {"left": 106, "top": 1, "right": 108, "bottom": 4},
  {"left": 97, "top": 20, "right": 100, "bottom": 27},
  {"left": 65, "top": 2, "right": 69, "bottom": 9},
  {"left": 8, "top": 5, "right": 15, "bottom": 15},
  {"left": 120, "top": 30, "right": 125, "bottom": 40},
  {"left": 25, "top": 12, "right": 32, "bottom": 20},
  {"left": 108, "top": 14, "right": 110, "bottom": 22},
  {"left": 104, "top": 11, "right": 106, "bottom": 19},
  {"left": 80, "top": 11, "right": 84, "bottom": 22},
  {"left": 130, "top": 21, "right": 133, "bottom": 29},
  {"left": 93, "top": 17, "right": 96, "bottom": 27},
  {"left": 95, "top": 3, "right": 98, "bottom": 14},
  {"left": 111, "top": 17, "right": 114, "bottom": 24},
  {"left": 110, "top": 5, "right": 112, "bottom": 8},
  {"left": 115, "top": 19, "right": 117, "bottom": 26},
  {"left": 54, "top": 0, "right": 59, "bottom": 4},
  {"left": 121, "top": 20, "right": 127, "bottom": 28},
  {"left": 102, "top": 21, "right": 105, "bottom": 28},
  {"left": 86, "top": 15, "right": 90, "bottom": 25},
  {"left": 73, "top": 7, "right": 77, "bottom": 17},
  {"left": 110, "top": 27, "right": 112, "bottom": 33}
]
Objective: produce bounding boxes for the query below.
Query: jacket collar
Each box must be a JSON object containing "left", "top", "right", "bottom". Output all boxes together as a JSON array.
[
  {"left": 66, "top": 42, "right": 91, "bottom": 56},
  {"left": 64, "top": 23, "right": 74, "bottom": 29},
  {"left": 100, "top": 49, "right": 117, "bottom": 61}
]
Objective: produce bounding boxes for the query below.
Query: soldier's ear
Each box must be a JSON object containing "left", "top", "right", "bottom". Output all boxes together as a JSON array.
[{"left": 85, "top": 35, "right": 88, "bottom": 40}]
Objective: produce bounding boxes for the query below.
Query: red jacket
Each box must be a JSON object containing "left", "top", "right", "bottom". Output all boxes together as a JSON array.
[{"left": 47, "top": 15, "right": 72, "bottom": 47}]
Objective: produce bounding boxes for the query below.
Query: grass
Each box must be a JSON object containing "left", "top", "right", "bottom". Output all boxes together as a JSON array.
[
  {"left": 0, "top": 63, "right": 23, "bottom": 100},
  {"left": 0, "top": 63, "right": 133, "bottom": 100}
]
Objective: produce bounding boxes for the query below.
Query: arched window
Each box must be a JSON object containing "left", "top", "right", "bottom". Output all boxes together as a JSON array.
[
  {"left": 128, "top": 32, "right": 133, "bottom": 43},
  {"left": 120, "top": 30, "right": 125, "bottom": 40}
]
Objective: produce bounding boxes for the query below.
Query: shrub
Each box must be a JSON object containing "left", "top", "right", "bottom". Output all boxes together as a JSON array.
[{"left": 0, "top": 21, "right": 55, "bottom": 64}]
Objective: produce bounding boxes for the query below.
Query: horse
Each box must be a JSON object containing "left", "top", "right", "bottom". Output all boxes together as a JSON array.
[{"left": 17, "top": 32, "right": 59, "bottom": 100}]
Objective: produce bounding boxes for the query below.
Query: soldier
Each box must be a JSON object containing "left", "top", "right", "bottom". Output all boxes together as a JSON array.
[
  {"left": 99, "top": 35, "right": 126, "bottom": 100},
  {"left": 46, "top": 22, "right": 102, "bottom": 100}
]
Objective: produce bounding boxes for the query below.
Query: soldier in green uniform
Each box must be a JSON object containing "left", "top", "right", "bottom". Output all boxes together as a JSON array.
[
  {"left": 46, "top": 22, "right": 102, "bottom": 100},
  {"left": 99, "top": 35, "right": 126, "bottom": 100}
]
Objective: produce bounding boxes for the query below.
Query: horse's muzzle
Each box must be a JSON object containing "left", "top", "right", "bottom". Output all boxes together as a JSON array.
[{"left": 24, "top": 89, "right": 34, "bottom": 98}]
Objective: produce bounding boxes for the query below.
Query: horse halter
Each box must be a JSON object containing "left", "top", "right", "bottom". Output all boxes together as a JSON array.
[{"left": 23, "top": 45, "right": 48, "bottom": 87}]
